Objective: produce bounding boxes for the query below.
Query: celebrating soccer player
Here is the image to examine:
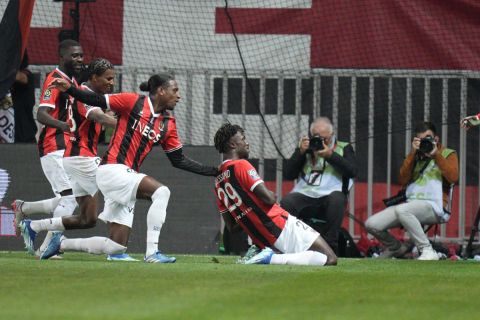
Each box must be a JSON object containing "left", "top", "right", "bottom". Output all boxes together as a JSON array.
[
  {"left": 213, "top": 123, "right": 337, "bottom": 266},
  {"left": 47, "top": 72, "right": 219, "bottom": 263}
]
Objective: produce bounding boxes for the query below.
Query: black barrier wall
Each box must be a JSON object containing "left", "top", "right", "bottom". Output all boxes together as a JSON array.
[{"left": 0, "top": 144, "right": 221, "bottom": 254}]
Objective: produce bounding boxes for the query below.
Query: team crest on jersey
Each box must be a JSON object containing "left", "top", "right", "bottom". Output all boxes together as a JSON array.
[
  {"left": 248, "top": 169, "right": 260, "bottom": 180},
  {"left": 43, "top": 89, "right": 52, "bottom": 100}
]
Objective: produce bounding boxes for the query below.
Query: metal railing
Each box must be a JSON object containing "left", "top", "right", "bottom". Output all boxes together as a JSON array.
[{"left": 30, "top": 65, "right": 480, "bottom": 242}]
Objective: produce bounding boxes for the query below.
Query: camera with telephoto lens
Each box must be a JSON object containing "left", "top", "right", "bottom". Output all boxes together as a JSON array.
[
  {"left": 308, "top": 135, "right": 324, "bottom": 152},
  {"left": 418, "top": 136, "right": 435, "bottom": 154},
  {"left": 383, "top": 189, "right": 407, "bottom": 207}
]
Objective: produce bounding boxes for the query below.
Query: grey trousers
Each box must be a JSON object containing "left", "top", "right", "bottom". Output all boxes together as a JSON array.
[{"left": 365, "top": 200, "right": 440, "bottom": 251}]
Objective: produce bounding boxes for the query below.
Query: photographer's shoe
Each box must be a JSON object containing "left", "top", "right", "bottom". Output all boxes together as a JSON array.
[
  {"left": 378, "top": 244, "right": 408, "bottom": 259},
  {"left": 417, "top": 247, "right": 439, "bottom": 261}
]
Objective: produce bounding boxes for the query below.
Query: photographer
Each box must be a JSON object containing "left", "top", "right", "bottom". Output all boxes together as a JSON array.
[
  {"left": 281, "top": 117, "right": 357, "bottom": 253},
  {"left": 365, "top": 121, "right": 458, "bottom": 260}
]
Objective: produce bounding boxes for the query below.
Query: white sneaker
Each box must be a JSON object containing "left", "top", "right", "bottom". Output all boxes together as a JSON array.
[{"left": 417, "top": 247, "right": 439, "bottom": 261}]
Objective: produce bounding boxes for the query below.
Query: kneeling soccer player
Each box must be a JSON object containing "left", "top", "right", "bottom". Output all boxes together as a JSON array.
[{"left": 213, "top": 123, "right": 337, "bottom": 266}]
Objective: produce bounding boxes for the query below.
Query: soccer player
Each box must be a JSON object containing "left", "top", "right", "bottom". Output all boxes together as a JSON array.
[
  {"left": 213, "top": 123, "right": 337, "bottom": 266},
  {"left": 44, "top": 72, "right": 219, "bottom": 263},
  {"left": 13, "top": 40, "right": 84, "bottom": 255},
  {"left": 19, "top": 58, "right": 130, "bottom": 259}
]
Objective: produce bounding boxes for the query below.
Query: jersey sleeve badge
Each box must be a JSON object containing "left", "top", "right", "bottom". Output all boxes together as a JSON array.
[
  {"left": 43, "top": 89, "right": 52, "bottom": 100},
  {"left": 248, "top": 169, "right": 260, "bottom": 180}
]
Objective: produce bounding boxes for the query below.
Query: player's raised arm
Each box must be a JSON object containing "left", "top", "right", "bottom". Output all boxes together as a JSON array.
[{"left": 49, "top": 78, "right": 108, "bottom": 109}]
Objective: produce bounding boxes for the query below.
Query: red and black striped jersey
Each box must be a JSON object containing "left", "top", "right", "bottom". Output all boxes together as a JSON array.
[
  {"left": 38, "top": 68, "right": 78, "bottom": 157},
  {"left": 64, "top": 84, "right": 102, "bottom": 158},
  {"left": 101, "top": 93, "right": 182, "bottom": 170},
  {"left": 214, "top": 159, "right": 288, "bottom": 248}
]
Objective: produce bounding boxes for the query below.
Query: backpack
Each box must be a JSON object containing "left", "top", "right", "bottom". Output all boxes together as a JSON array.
[{"left": 337, "top": 227, "right": 363, "bottom": 258}]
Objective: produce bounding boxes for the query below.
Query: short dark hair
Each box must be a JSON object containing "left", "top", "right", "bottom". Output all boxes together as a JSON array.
[
  {"left": 139, "top": 72, "right": 174, "bottom": 94},
  {"left": 86, "top": 58, "right": 113, "bottom": 79},
  {"left": 414, "top": 121, "right": 437, "bottom": 136},
  {"left": 58, "top": 39, "right": 81, "bottom": 57},
  {"left": 214, "top": 123, "right": 244, "bottom": 153}
]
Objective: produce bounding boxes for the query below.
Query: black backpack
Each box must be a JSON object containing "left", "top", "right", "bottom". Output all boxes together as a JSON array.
[{"left": 337, "top": 227, "right": 363, "bottom": 258}]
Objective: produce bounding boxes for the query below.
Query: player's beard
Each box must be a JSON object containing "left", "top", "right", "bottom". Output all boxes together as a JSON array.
[{"left": 65, "top": 61, "right": 83, "bottom": 79}]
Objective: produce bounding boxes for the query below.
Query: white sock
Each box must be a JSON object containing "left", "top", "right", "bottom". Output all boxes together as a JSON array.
[
  {"left": 21, "top": 197, "right": 61, "bottom": 216},
  {"left": 270, "top": 251, "right": 328, "bottom": 266},
  {"left": 145, "top": 186, "right": 170, "bottom": 256},
  {"left": 53, "top": 195, "right": 77, "bottom": 217},
  {"left": 30, "top": 217, "right": 65, "bottom": 233},
  {"left": 60, "top": 237, "right": 126, "bottom": 255}
]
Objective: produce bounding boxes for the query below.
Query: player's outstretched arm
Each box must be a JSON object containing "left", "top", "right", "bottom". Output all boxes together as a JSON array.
[
  {"left": 166, "top": 148, "right": 219, "bottom": 176},
  {"left": 49, "top": 78, "right": 108, "bottom": 109}
]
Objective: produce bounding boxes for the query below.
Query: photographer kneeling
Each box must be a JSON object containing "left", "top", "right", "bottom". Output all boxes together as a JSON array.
[
  {"left": 281, "top": 117, "right": 357, "bottom": 253},
  {"left": 365, "top": 121, "right": 458, "bottom": 260}
]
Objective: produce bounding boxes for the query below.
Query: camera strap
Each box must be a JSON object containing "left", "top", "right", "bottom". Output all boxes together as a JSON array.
[{"left": 409, "top": 157, "right": 432, "bottom": 184}]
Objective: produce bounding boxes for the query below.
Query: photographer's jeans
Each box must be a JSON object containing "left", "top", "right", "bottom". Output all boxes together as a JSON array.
[{"left": 365, "top": 200, "right": 440, "bottom": 251}]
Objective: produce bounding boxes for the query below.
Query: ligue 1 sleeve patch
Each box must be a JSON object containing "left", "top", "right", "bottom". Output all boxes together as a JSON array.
[
  {"left": 248, "top": 169, "right": 260, "bottom": 180},
  {"left": 43, "top": 89, "right": 52, "bottom": 100}
]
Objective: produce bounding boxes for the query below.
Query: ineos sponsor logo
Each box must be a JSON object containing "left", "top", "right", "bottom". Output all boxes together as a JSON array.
[{"left": 131, "top": 119, "right": 162, "bottom": 142}]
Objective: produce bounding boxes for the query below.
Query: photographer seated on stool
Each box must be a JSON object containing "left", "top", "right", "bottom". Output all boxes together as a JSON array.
[
  {"left": 365, "top": 121, "right": 458, "bottom": 260},
  {"left": 280, "top": 117, "right": 357, "bottom": 254}
]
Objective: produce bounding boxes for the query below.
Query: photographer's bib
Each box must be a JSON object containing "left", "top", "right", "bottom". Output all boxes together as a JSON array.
[
  {"left": 405, "top": 148, "right": 454, "bottom": 221},
  {"left": 292, "top": 141, "right": 353, "bottom": 198}
]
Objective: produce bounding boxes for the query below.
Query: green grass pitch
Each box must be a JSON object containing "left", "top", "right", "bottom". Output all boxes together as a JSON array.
[{"left": 1, "top": 252, "right": 479, "bottom": 320}]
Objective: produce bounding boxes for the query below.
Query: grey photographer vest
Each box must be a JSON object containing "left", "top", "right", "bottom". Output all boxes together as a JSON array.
[
  {"left": 405, "top": 148, "right": 455, "bottom": 221},
  {"left": 292, "top": 141, "right": 353, "bottom": 198}
]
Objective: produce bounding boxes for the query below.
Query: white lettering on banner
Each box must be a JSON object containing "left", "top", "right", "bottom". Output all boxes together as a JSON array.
[{"left": 0, "top": 111, "right": 15, "bottom": 143}]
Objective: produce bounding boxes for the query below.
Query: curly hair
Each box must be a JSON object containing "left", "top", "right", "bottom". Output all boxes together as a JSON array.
[
  {"left": 86, "top": 58, "right": 114, "bottom": 79},
  {"left": 214, "top": 123, "right": 244, "bottom": 153}
]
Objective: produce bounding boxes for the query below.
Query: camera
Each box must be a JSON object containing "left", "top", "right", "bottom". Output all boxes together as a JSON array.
[
  {"left": 418, "top": 136, "right": 435, "bottom": 154},
  {"left": 308, "top": 135, "right": 324, "bottom": 152},
  {"left": 383, "top": 189, "right": 407, "bottom": 207}
]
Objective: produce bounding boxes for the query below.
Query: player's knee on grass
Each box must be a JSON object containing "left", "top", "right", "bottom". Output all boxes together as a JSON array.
[{"left": 310, "top": 235, "right": 337, "bottom": 266}]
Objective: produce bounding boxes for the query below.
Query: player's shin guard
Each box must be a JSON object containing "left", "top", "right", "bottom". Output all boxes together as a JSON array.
[
  {"left": 270, "top": 251, "right": 328, "bottom": 266},
  {"left": 146, "top": 186, "right": 170, "bottom": 256},
  {"left": 53, "top": 195, "right": 77, "bottom": 217},
  {"left": 61, "top": 237, "right": 127, "bottom": 255}
]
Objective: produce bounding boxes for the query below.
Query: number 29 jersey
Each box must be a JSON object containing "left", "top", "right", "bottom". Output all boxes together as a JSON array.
[{"left": 214, "top": 159, "right": 288, "bottom": 248}]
